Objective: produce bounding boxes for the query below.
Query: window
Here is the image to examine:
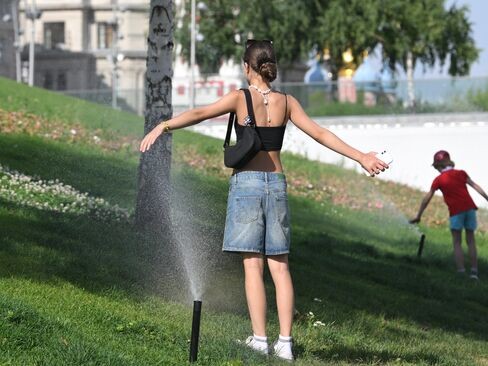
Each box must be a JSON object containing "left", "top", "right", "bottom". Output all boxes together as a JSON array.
[
  {"left": 44, "top": 22, "right": 65, "bottom": 49},
  {"left": 0, "top": 3, "right": 9, "bottom": 17},
  {"left": 57, "top": 72, "right": 67, "bottom": 90},
  {"left": 97, "top": 22, "right": 114, "bottom": 49},
  {"left": 43, "top": 71, "right": 53, "bottom": 89}
]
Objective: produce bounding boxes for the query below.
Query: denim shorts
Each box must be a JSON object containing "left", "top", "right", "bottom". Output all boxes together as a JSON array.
[
  {"left": 222, "top": 171, "right": 291, "bottom": 255},
  {"left": 449, "top": 209, "right": 477, "bottom": 231}
]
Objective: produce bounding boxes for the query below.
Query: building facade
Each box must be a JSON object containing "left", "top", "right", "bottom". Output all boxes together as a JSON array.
[
  {"left": 0, "top": 1, "right": 16, "bottom": 80},
  {"left": 15, "top": 0, "right": 244, "bottom": 113},
  {"left": 18, "top": 0, "right": 150, "bottom": 112}
]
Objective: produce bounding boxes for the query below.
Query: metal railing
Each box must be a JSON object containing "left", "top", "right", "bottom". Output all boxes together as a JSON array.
[{"left": 61, "top": 76, "right": 488, "bottom": 117}]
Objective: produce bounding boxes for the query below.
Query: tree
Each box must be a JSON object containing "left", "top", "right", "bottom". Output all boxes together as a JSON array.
[
  {"left": 135, "top": 0, "right": 174, "bottom": 232},
  {"left": 376, "top": 1, "right": 478, "bottom": 106},
  {"left": 175, "top": 0, "right": 478, "bottom": 89},
  {"left": 312, "top": 0, "right": 380, "bottom": 80},
  {"left": 176, "top": 0, "right": 312, "bottom": 76}
]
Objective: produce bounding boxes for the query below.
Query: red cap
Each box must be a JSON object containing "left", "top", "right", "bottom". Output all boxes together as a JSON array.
[{"left": 433, "top": 150, "right": 450, "bottom": 164}]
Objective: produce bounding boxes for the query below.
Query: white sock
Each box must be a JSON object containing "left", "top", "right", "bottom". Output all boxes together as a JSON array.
[
  {"left": 253, "top": 334, "right": 267, "bottom": 342},
  {"left": 278, "top": 335, "right": 292, "bottom": 342}
]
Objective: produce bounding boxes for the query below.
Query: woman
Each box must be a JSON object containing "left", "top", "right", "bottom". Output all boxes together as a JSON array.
[{"left": 140, "top": 40, "right": 387, "bottom": 361}]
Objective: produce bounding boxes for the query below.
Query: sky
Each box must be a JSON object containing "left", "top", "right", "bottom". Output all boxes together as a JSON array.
[{"left": 419, "top": 0, "right": 487, "bottom": 78}]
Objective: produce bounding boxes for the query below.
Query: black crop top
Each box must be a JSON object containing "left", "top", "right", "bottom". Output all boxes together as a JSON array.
[
  {"left": 235, "top": 89, "right": 288, "bottom": 151},
  {"left": 235, "top": 123, "right": 286, "bottom": 151}
]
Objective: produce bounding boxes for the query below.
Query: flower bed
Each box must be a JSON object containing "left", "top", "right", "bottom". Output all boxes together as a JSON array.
[{"left": 0, "top": 164, "right": 131, "bottom": 222}]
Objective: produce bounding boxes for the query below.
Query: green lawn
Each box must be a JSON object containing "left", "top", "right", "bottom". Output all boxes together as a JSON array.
[{"left": 1, "top": 78, "right": 487, "bottom": 365}]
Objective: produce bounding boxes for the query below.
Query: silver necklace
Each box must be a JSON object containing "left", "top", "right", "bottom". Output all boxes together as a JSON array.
[{"left": 249, "top": 84, "right": 272, "bottom": 124}]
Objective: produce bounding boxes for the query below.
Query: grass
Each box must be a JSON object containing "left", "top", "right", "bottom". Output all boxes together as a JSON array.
[
  {"left": 1, "top": 77, "right": 488, "bottom": 365},
  {"left": 302, "top": 90, "right": 482, "bottom": 117},
  {"left": 0, "top": 77, "right": 142, "bottom": 137}
]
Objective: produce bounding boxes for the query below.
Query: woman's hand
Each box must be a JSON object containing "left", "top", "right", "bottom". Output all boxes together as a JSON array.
[
  {"left": 139, "top": 124, "right": 164, "bottom": 152},
  {"left": 360, "top": 151, "right": 389, "bottom": 177}
]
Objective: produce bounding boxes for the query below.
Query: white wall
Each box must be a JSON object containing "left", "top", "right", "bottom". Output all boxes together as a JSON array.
[{"left": 190, "top": 113, "right": 488, "bottom": 209}]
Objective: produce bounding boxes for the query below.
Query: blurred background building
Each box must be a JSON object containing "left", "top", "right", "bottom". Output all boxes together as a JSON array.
[
  {"left": 15, "top": 0, "right": 149, "bottom": 112},
  {"left": 5, "top": 0, "right": 241, "bottom": 114},
  {"left": 0, "top": 1, "right": 16, "bottom": 80}
]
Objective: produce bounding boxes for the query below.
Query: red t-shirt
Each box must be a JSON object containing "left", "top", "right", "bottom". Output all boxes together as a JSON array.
[{"left": 431, "top": 169, "right": 477, "bottom": 216}]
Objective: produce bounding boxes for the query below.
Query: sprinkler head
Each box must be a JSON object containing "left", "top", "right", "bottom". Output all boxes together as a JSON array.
[
  {"left": 417, "top": 234, "right": 426, "bottom": 259},
  {"left": 189, "top": 300, "right": 202, "bottom": 363}
]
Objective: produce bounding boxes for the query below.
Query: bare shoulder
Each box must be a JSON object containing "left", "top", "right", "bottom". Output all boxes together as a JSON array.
[
  {"left": 224, "top": 88, "right": 242, "bottom": 101},
  {"left": 286, "top": 94, "right": 300, "bottom": 104},
  {"left": 286, "top": 94, "right": 303, "bottom": 110}
]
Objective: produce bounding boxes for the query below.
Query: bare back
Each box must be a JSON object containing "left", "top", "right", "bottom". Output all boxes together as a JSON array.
[{"left": 234, "top": 89, "right": 289, "bottom": 173}]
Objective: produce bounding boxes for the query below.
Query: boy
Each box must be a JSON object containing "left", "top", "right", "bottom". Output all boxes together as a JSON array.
[{"left": 410, "top": 150, "right": 488, "bottom": 279}]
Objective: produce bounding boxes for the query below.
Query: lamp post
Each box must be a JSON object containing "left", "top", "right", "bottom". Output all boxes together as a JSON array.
[
  {"left": 25, "top": 0, "right": 41, "bottom": 87},
  {"left": 11, "top": 0, "right": 22, "bottom": 82},
  {"left": 189, "top": 0, "right": 195, "bottom": 109},
  {"left": 2, "top": 1, "right": 22, "bottom": 82},
  {"left": 189, "top": 1, "right": 207, "bottom": 109},
  {"left": 110, "top": 0, "right": 123, "bottom": 109}
]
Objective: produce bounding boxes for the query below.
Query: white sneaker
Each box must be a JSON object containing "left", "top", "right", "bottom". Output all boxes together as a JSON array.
[
  {"left": 272, "top": 338, "right": 294, "bottom": 361},
  {"left": 244, "top": 335, "right": 269, "bottom": 355},
  {"left": 469, "top": 269, "right": 479, "bottom": 280}
]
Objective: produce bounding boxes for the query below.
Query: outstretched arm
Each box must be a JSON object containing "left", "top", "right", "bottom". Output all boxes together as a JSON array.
[
  {"left": 467, "top": 177, "right": 488, "bottom": 201},
  {"left": 288, "top": 96, "right": 388, "bottom": 176},
  {"left": 140, "top": 90, "right": 240, "bottom": 152},
  {"left": 410, "top": 189, "right": 435, "bottom": 223}
]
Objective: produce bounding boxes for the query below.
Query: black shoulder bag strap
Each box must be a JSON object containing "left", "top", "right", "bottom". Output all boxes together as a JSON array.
[
  {"left": 223, "top": 88, "right": 256, "bottom": 149},
  {"left": 282, "top": 93, "right": 288, "bottom": 125},
  {"left": 223, "top": 112, "right": 235, "bottom": 149},
  {"left": 241, "top": 88, "right": 257, "bottom": 125}
]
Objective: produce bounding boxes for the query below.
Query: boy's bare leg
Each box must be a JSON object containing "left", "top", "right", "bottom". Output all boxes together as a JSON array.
[
  {"left": 267, "top": 254, "right": 294, "bottom": 337},
  {"left": 465, "top": 230, "right": 478, "bottom": 271},
  {"left": 243, "top": 253, "right": 267, "bottom": 337},
  {"left": 451, "top": 230, "right": 465, "bottom": 271}
]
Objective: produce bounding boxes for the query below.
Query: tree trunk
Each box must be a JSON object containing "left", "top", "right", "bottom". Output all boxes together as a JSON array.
[
  {"left": 135, "top": 0, "right": 174, "bottom": 233},
  {"left": 406, "top": 51, "right": 415, "bottom": 109}
]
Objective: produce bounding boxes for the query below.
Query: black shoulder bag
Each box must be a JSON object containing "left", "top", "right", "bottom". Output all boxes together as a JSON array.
[{"left": 223, "top": 88, "right": 262, "bottom": 169}]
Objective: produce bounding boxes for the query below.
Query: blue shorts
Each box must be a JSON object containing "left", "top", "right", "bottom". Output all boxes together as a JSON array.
[
  {"left": 449, "top": 209, "right": 477, "bottom": 231},
  {"left": 222, "top": 171, "right": 291, "bottom": 256}
]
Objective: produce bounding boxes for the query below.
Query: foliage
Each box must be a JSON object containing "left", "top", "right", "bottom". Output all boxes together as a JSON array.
[
  {"left": 176, "top": 0, "right": 312, "bottom": 75},
  {"left": 312, "top": 0, "right": 379, "bottom": 79},
  {"left": 467, "top": 84, "right": 488, "bottom": 111},
  {"left": 375, "top": 1, "right": 478, "bottom": 76},
  {"left": 175, "top": 1, "right": 479, "bottom": 79}
]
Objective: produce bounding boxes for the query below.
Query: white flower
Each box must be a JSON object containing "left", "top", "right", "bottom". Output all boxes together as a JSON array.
[
  {"left": 70, "top": 129, "right": 77, "bottom": 135},
  {"left": 313, "top": 298, "right": 322, "bottom": 302},
  {"left": 0, "top": 164, "right": 132, "bottom": 222},
  {"left": 313, "top": 321, "right": 326, "bottom": 327}
]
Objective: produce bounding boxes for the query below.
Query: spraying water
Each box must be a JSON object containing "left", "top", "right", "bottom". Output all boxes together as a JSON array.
[
  {"left": 167, "top": 169, "right": 238, "bottom": 304},
  {"left": 357, "top": 171, "right": 425, "bottom": 256}
]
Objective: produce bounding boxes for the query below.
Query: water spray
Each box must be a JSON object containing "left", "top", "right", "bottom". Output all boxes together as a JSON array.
[
  {"left": 417, "top": 234, "right": 426, "bottom": 258},
  {"left": 189, "top": 300, "right": 202, "bottom": 363}
]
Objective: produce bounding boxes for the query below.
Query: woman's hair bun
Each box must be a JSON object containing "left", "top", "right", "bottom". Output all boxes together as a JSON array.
[
  {"left": 259, "top": 62, "right": 277, "bottom": 82},
  {"left": 243, "top": 40, "right": 278, "bottom": 82}
]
